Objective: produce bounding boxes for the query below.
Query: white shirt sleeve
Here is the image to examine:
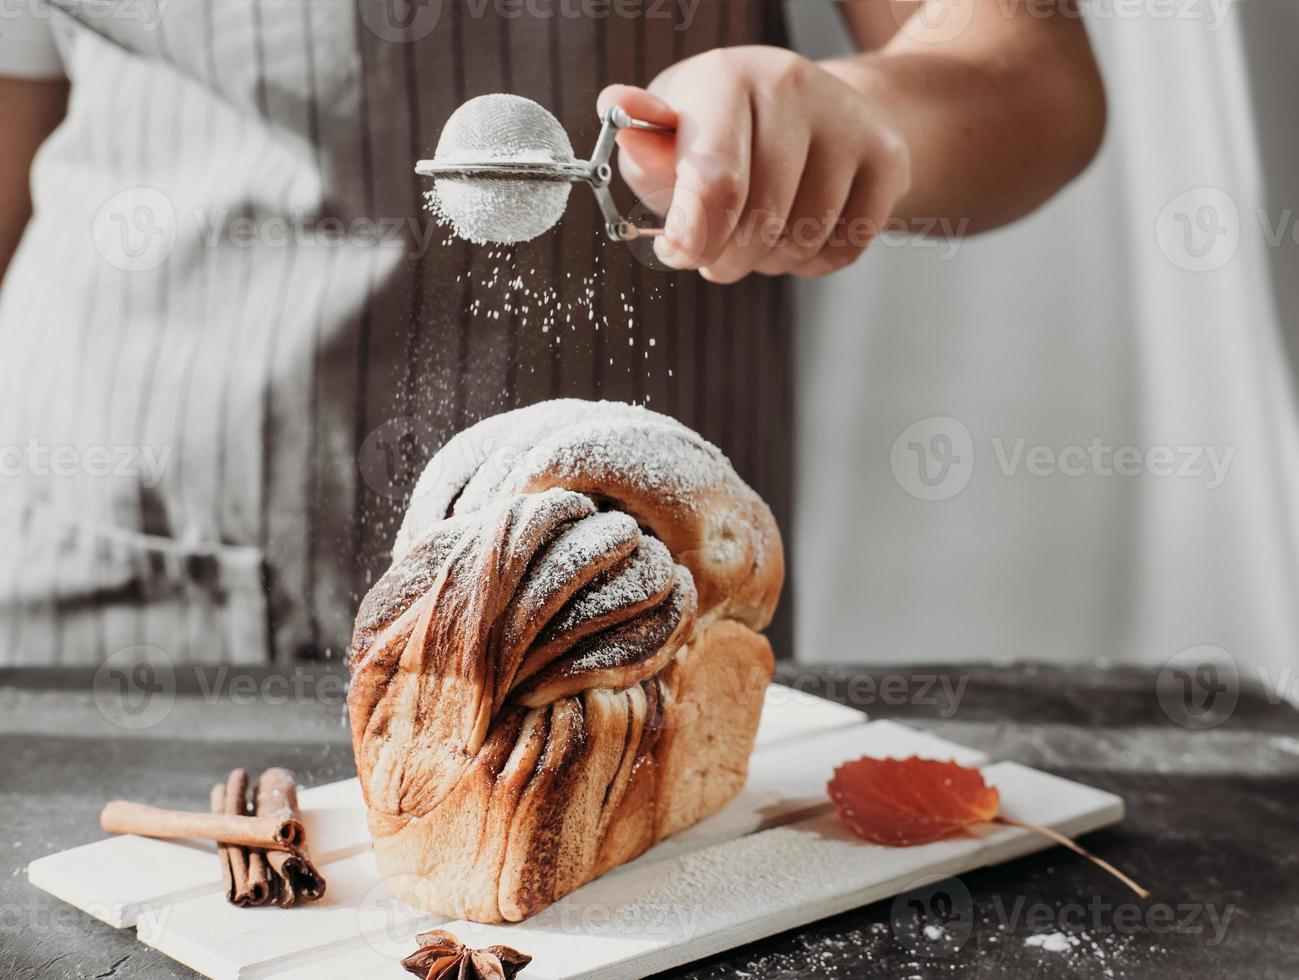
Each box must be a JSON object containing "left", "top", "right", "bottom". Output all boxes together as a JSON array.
[{"left": 0, "top": 3, "right": 66, "bottom": 79}]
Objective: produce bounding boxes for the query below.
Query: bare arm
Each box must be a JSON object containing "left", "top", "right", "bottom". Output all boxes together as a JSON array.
[
  {"left": 0, "top": 77, "right": 69, "bottom": 284},
  {"left": 829, "top": 0, "right": 1107, "bottom": 231}
]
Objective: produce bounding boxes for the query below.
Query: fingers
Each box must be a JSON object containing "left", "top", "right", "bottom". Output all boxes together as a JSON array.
[
  {"left": 596, "top": 84, "right": 676, "bottom": 128},
  {"left": 790, "top": 133, "right": 910, "bottom": 278},
  {"left": 744, "top": 144, "right": 854, "bottom": 280},
  {"left": 646, "top": 54, "right": 753, "bottom": 270},
  {"left": 697, "top": 95, "right": 811, "bottom": 285},
  {"left": 602, "top": 52, "right": 911, "bottom": 282},
  {"left": 783, "top": 171, "right": 875, "bottom": 279},
  {"left": 597, "top": 85, "right": 678, "bottom": 214}
]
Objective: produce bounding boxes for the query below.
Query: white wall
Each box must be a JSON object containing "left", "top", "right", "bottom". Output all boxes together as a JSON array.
[{"left": 788, "top": 0, "right": 1299, "bottom": 695}]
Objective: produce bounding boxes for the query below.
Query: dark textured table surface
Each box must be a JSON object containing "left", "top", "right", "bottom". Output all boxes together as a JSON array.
[{"left": 2, "top": 660, "right": 1296, "bottom": 979}]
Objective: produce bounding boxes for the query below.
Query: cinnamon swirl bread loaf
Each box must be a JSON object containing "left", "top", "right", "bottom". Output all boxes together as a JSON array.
[{"left": 348, "top": 400, "right": 783, "bottom": 923}]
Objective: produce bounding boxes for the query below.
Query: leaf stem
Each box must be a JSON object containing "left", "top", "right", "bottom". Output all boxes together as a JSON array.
[{"left": 994, "top": 816, "right": 1150, "bottom": 900}]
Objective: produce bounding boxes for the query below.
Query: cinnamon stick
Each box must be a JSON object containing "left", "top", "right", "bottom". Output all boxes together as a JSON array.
[
  {"left": 98, "top": 800, "right": 303, "bottom": 851},
  {"left": 225, "top": 768, "right": 272, "bottom": 907},
  {"left": 223, "top": 769, "right": 255, "bottom": 904},
  {"left": 255, "top": 767, "right": 327, "bottom": 904},
  {"left": 210, "top": 784, "right": 236, "bottom": 903}
]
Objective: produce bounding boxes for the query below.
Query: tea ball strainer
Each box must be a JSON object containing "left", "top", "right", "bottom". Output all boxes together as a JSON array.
[{"left": 416, "top": 93, "right": 674, "bottom": 246}]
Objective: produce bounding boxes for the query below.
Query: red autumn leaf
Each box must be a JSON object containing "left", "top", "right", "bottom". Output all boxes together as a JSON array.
[{"left": 827, "top": 756, "right": 1000, "bottom": 846}]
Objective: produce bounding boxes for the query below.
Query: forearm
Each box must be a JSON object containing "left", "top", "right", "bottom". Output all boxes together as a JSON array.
[
  {"left": 0, "top": 77, "right": 69, "bottom": 283},
  {"left": 826, "top": 0, "right": 1106, "bottom": 232}
]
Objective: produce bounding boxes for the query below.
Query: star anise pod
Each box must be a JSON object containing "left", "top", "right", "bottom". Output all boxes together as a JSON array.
[{"left": 402, "top": 929, "right": 532, "bottom": 980}]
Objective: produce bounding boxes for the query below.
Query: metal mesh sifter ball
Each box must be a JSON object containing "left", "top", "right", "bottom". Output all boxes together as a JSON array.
[{"left": 417, "top": 93, "right": 674, "bottom": 246}]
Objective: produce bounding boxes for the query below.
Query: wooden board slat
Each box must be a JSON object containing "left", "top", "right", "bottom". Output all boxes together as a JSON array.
[
  {"left": 257, "top": 763, "right": 1123, "bottom": 980},
  {"left": 26, "top": 687, "right": 860, "bottom": 930},
  {"left": 753, "top": 685, "right": 864, "bottom": 746},
  {"left": 25, "top": 781, "right": 370, "bottom": 929},
  {"left": 26, "top": 835, "right": 216, "bottom": 930},
  {"left": 137, "top": 851, "right": 443, "bottom": 980}
]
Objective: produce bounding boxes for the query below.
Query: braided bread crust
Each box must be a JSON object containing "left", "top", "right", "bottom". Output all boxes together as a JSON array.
[{"left": 348, "top": 400, "right": 782, "bottom": 922}]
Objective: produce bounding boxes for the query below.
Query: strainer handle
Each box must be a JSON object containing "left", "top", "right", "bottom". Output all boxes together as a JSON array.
[{"left": 591, "top": 106, "right": 675, "bottom": 243}]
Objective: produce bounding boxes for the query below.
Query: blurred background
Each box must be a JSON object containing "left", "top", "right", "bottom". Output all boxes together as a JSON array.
[
  {"left": 790, "top": 0, "right": 1299, "bottom": 691},
  {"left": 1, "top": 0, "right": 1295, "bottom": 701}
]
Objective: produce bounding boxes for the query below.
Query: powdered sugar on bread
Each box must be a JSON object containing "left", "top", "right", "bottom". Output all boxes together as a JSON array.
[{"left": 348, "top": 399, "right": 783, "bottom": 923}]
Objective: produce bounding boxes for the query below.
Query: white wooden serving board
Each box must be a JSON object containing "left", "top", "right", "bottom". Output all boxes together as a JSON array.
[{"left": 28, "top": 689, "right": 1124, "bottom": 980}]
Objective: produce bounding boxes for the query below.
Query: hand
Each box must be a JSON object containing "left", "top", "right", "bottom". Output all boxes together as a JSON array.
[{"left": 598, "top": 47, "right": 911, "bottom": 283}]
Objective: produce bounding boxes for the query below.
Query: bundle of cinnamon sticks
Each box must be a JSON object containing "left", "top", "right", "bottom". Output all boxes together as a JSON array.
[{"left": 100, "top": 767, "right": 327, "bottom": 908}]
